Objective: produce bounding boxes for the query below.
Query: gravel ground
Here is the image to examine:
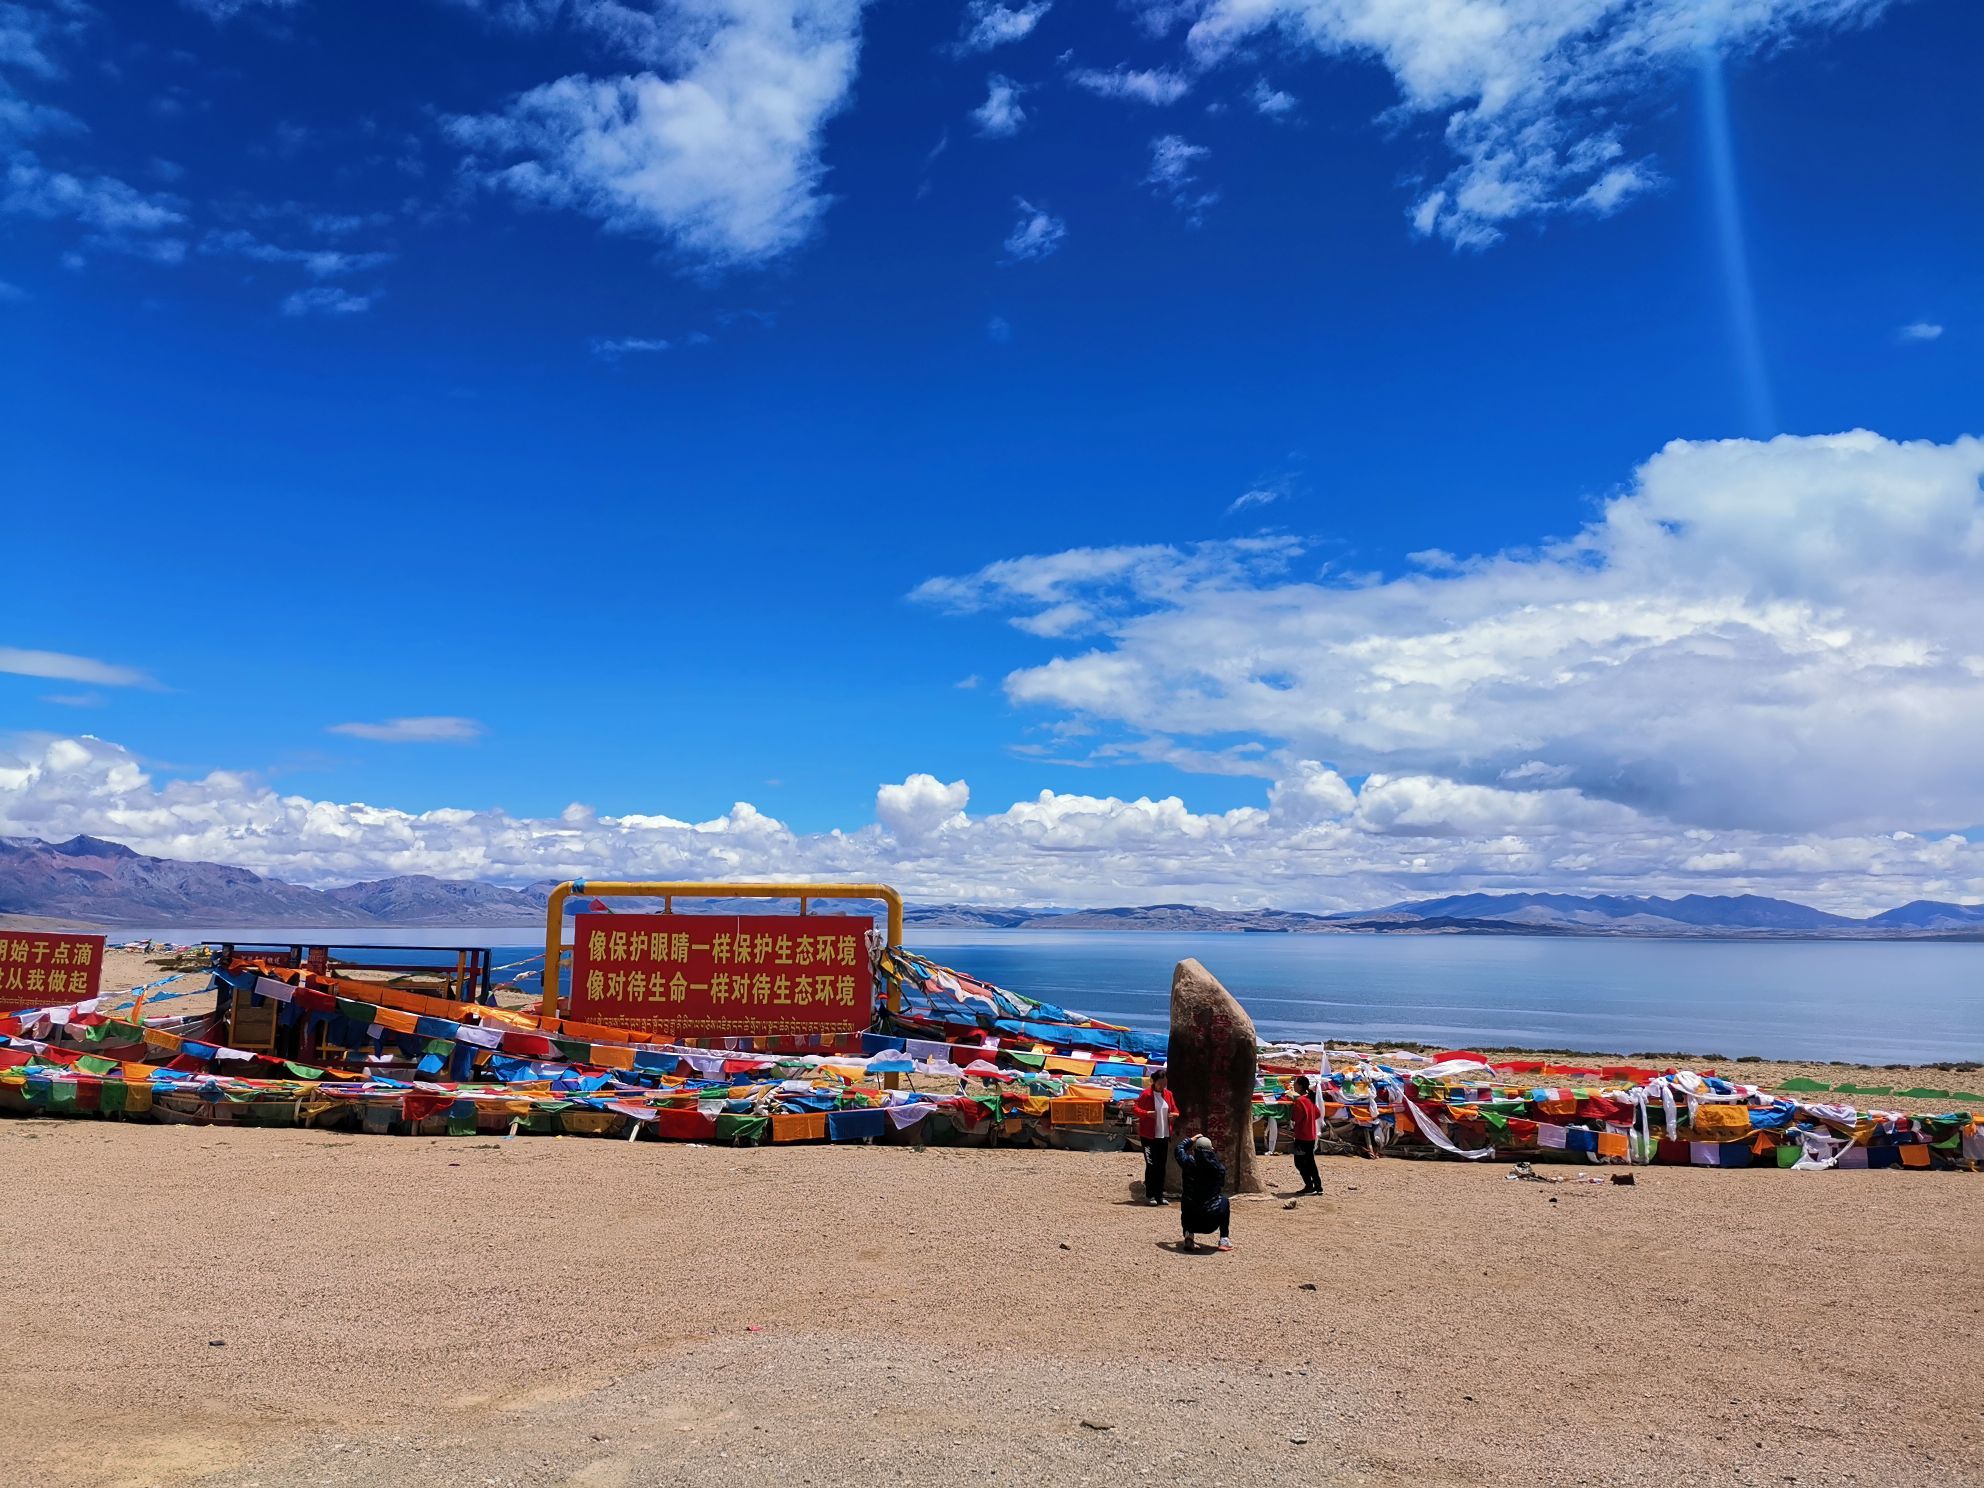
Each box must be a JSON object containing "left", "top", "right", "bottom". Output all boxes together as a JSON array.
[{"left": 2, "top": 1121, "right": 1978, "bottom": 1488}]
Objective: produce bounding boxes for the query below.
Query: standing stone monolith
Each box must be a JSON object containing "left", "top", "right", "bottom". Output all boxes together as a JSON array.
[{"left": 1166, "top": 958, "right": 1264, "bottom": 1194}]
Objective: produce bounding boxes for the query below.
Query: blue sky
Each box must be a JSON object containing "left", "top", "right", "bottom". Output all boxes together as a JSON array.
[{"left": 2, "top": 0, "right": 1981, "bottom": 911}]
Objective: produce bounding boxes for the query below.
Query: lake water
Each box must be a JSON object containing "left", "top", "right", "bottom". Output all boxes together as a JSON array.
[{"left": 124, "top": 925, "right": 1984, "bottom": 1064}]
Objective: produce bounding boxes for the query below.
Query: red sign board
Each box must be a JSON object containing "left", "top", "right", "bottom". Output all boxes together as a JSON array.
[
  {"left": 0, "top": 930, "right": 107, "bottom": 1016},
  {"left": 569, "top": 913, "right": 873, "bottom": 1039}
]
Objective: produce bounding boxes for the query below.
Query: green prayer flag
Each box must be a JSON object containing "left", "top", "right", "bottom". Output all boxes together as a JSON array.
[
  {"left": 75, "top": 1055, "right": 118, "bottom": 1076},
  {"left": 715, "top": 1113, "right": 769, "bottom": 1144}
]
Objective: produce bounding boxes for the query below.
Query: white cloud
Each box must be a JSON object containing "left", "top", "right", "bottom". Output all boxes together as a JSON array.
[
  {"left": 1000, "top": 195, "right": 1064, "bottom": 261},
  {"left": 876, "top": 772, "right": 970, "bottom": 839},
  {"left": 0, "top": 277, "right": 22, "bottom": 302},
  {"left": 327, "top": 716, "right": 486, "bottom": 743},
  {"left": 447, "top": 0, "right": 869, "bottom": 271},
  {"left": 1899, "top": 321, "right": 1944, "bottom": 342},
  {"left": 202, "top": 228, "right": 394, "bottom": 279},
  {"left": 0, "top": 647, "right": 155, "bottom": 688},
  {"left": 1248, "top": 78, "right": 1296, "bottom": 116},
  {"left": 917, "top": 431, "right": 1984, "bottom": 838},
  {"left": 589, "top": 334, "right": 676, "bottom": 356},
  {"left": 913, "top": 535, "right": 1302, "bottom": 629},
  {"left": 4, "top": 732, "right": 1980, "bottom": 913},
  {"left": 971, "top": 73, "right": 1028, "bottom": 136},
  {"left": 1068, "top": 64, "right": 1191, "bottom": 104},
  {"left": 180, "top": 0, "right": 304, "bottom": 18},
  {"left": 281, "top": 285, "right": 373, "bottom": 316},
  {"left": 2, "top": 155, "right": 186, "bottom": 235},
  {"left": 439, "top": 0, "right": 566, "bottom": 28},
  {"left": 1142, "top": 0, "right": 1886, "bottom": 246},
  {"left": 956, "top": 0, "right": 1051, "bottom": 53},
  {"left": 985, "top": 315, "right": 1011, "bottom": 342},
  {"left": 1226, "top": 487, "right": 1279, "bottom": 515},
  {"left": 1146, "top": 132, "right": 1217, "bottom": 223}
]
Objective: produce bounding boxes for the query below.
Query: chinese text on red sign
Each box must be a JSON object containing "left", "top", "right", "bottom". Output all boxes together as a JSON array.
[
  {"left": 568, "top": 913, "right": 873, "bottom": 1038},
  {"left": 0, "top": 930, "right": 107, "bottom": 1016}
]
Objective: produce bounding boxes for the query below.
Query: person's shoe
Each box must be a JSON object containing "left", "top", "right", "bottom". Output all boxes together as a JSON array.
[
  {"left": 1146, "top": 1196, "right": 1161, "bottom": 1206},
  {"left": 1179, "top": 1236, "right": 1196, "bottom": 1252},
  {"left": 1216, "top": 1237, "right": 1234, "bottom": 1252},
  {"left": 1156, "top": 1196, "right": 1169, "bottom": 1205}
]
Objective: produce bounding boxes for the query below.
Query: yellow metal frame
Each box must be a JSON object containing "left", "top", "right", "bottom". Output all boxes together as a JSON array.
[{"left": 540, "top": 880, "right": 904, "bottom": 1018}]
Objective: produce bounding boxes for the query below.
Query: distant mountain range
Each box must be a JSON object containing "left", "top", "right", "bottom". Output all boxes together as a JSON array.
[{"left": 3, "top": 834, "right": 1982, "bottom": 939}]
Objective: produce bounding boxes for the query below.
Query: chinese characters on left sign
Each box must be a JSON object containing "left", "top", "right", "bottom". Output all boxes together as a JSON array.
[{"left": 0, "top": 931, "right": 107, "bottom": 1015}]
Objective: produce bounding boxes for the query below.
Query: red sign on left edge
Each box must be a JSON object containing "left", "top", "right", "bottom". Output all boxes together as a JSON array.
[{"left": 0, "top": 930, "right": 108, "bottom": 1016}]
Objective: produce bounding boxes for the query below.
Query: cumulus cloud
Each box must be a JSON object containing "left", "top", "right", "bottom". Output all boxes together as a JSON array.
[
  {"left": 875, "top": 772, "right": 970, "bottom": 839},
  {"left": 327, "top": 716, "right": 486, "bottom": 743},
  {"left": 916, "top": 431, "right": 1984, "bottom": 838},
  {"left": 446, "top": 0, "right": 869, "bottom": 271},
  {"left": 971, "top": 73, "right": 1028, "bottom": 136},
  {"left": 0, "top": 647, "right": 156, "bottom": 688},
  {"left": 1067, "top": 64, "right": 1191, "bottom": 104},
  {"left": 1140, "top": 0, "right": 1886, "bottom": 247},
  {"left": 999, "top": 196, "right": 1064, "bottom": 260},
  {"left": 955, "top": 0, "right": 1051, "bottom": 52},
  {"left": 4, "top": 733, "right": 1980, "bottom": 913},
  {"left": 1898, "top": 321, "right": 1943, "bottom": 342}
]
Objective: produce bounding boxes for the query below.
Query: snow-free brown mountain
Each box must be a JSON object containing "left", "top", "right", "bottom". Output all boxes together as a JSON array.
[
  {"left": 0, "top": 836, "right": 546, "bottom": 928},
  {"left": 1, "top": 835, "right": 1980, "bottom": 937}
]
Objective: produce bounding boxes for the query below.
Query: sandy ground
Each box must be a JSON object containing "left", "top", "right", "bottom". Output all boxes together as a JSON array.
[{"left": 0, "top": 1121, "right": 1977, "bottom": 1488}]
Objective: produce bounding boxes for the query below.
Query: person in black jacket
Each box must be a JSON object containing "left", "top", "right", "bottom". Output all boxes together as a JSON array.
[{"left": 1174, "top": 1133, "right": 1233, "bottom": 1252}]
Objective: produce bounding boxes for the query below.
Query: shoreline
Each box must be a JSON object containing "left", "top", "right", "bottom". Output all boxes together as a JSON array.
[
  {"left": 80, "top": 947, "right": 1984, "bottom": 1115},
  {"left": 11, "top": 909, "right": 1984, "bottom": 943}
]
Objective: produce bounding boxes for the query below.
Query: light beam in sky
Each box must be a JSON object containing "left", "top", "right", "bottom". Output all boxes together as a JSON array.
[{"left": 1698, "top": 46, "right": 1777, "bottom": 437}]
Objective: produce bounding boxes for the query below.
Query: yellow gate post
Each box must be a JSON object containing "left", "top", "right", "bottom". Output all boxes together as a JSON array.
[{"left": 540, "top": 881, "right": 904, "bottom": 1021}]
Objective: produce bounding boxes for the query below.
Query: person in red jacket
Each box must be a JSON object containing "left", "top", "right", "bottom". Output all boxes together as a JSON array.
[
  {"left": 1130, "top": 1067, "right": 1180, "bottom": 1205},
  {"left": 1289, "top": 1075, "right": 1323, "bottom": 1195}
]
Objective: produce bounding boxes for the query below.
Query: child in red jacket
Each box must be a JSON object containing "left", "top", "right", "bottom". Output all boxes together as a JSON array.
[{"left": 1130, "top": 1068, "right": 1180, "bottom": 1204}]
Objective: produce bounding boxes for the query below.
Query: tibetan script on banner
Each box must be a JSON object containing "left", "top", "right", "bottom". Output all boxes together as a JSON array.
[
  {"left": 568, "top": 913, "right": 873, "bottom": 1038},
  {"left": 0, "top": 929, "right": 107, "bottom": 1017}
]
